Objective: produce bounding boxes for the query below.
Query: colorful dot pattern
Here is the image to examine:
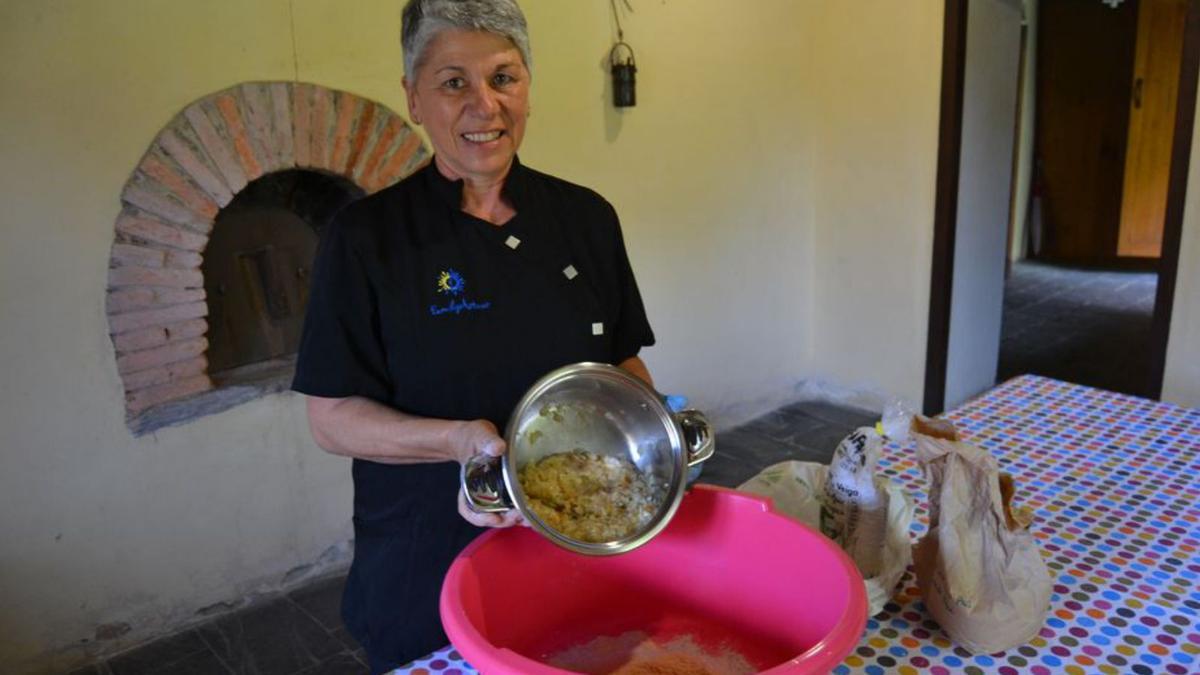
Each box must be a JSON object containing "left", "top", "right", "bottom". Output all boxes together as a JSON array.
[
  {"left": 395, "top": 376, "right": 1200, "bottom": 675},
  {"left": 395, "top": 648, "right": 471, "bottom": 675}
]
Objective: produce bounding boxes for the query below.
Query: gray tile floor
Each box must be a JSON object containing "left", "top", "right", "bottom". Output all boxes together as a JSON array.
[
  {"left": 998, "top": 260, "right": 1157, "bottom": 398},
  {"left": 69, "top": 575, "right": 366, "bottom": 675},
  {"left": 70, "top": 400, "right": 875, "bottom": 675}
]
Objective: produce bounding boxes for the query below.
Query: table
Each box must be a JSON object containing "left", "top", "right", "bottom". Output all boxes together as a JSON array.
[{"left": 397, "top": 375, "right": 1200, "bottom": 675}]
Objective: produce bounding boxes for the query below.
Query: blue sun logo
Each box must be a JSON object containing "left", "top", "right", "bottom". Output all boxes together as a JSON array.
[{"left": 436, "top": 269, "right": 465, "bottom": 296}]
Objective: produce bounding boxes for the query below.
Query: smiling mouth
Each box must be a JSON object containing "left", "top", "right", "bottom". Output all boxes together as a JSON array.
[{"left": 462, "top": 130, "right": 504, "bottom": 143}]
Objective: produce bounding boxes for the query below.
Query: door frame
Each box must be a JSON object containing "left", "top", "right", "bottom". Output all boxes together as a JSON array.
[
  {"left": 923, "top": 0, "right": 1200, "bottom": 414},
  {"left": 922, "top": 0, "right": 969, "bottom": 415}
]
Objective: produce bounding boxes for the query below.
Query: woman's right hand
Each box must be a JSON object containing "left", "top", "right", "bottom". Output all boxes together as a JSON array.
[
  {"left": 447, "top": 419, "right": 507, "bottom": 464},
  {"left": 451, "top": 420, "right": 526, "bottom": 529}
]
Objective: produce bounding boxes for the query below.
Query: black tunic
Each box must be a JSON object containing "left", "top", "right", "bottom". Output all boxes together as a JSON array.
[{"left": 291, "top": 157, "right": 655, "bottom": 673}]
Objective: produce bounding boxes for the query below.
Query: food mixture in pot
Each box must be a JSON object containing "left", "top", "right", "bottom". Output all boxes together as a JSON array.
[{"left": 518, "top": 449, "right": 662, "bottom": 542}]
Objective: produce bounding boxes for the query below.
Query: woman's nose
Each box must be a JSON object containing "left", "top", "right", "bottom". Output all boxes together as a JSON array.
[{"left": 466, "top": 83, "right": 501, "bottom": 117}]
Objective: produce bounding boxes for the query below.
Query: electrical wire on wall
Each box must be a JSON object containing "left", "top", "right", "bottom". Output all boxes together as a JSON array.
[{"left": 609, "top": 0, "right": 637, "bottom": 107}]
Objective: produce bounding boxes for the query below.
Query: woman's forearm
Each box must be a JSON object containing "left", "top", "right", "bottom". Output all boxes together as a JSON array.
[
  {"left": 307, "top": 357, "right": 652, "bottom": 465},
  {"left": 304, "top": 395, "right": 502, "bottom": 465},
  {"left": 618, "top": 355, "right": 654, "bottom": 388}
]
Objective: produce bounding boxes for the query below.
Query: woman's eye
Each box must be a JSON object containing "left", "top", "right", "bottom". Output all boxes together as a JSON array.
[
  {"left": 492, "top": 73, "right": 515, "bottom": 87},
  {"left": 442, "top": 77, "right": 466, "bottom": 90}
]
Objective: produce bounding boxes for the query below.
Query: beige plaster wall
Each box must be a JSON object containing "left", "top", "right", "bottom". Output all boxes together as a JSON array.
[
  {"left": 805, "top": 1, "right": 945, "bottom": 408},
  {"left": 0, "top": 1, "right": 834, "bottom": 670},
  {"left": 25, "top": 0, "right": 1183, "bottom": 670},
  {"left": 0, "top": 3, "right": 356, "bottom": 672},
  {"left": 519, "top": 0, "right": 818, "bottom": 421}
]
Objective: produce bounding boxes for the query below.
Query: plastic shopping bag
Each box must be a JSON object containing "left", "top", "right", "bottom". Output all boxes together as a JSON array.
[{"left": 739, "top": 425, "right": 915, "bottom": 616}]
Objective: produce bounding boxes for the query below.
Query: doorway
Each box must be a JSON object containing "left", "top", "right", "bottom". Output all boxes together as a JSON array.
[{"left": 924, "top": 0, "right": 1199, "bottom": 414}]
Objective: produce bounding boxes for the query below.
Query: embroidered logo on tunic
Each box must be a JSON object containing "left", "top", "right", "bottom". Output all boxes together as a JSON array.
[
  {"left": 436, "top": 269, "right": 465, "bottom": 296},
  {"left": 430, "top": 268, "right": 491, "bottom": 316}
]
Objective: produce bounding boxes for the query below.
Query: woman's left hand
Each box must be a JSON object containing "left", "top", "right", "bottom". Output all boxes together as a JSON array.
[{"left": 457, "top": 489, "right": 527, "bottom": 528}]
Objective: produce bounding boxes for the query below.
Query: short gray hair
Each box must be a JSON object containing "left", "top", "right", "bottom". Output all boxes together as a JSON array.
[{"left": 401, "top": 0, "right": 532, "bottom": 78}]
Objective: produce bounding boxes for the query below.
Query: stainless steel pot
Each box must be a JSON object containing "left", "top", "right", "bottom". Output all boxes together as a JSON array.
[{"left": 461, "top": 362, "right": 715, "bottom": 555}]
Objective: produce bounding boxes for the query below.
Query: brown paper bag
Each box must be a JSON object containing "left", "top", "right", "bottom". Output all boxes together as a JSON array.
[{"left": 911, "top": 416, "right": 1051, "bottom": 654}]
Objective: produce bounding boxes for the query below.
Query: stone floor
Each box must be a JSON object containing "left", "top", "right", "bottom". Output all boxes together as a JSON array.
[
  {"left": 997, "top": 260, "right": 1158, "bottom": 398},
  {"left": 68, "top": 400, "right": 875, "bottom": 675}
]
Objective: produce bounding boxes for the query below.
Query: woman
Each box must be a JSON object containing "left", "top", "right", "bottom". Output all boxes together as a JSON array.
[{"left": 291, "top": 0, "right": 657, "bottom": 671}]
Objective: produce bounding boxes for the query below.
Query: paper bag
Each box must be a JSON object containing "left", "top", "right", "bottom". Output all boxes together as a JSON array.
[
  {"left": 739, "top": 454, "right": 915, "bottom": 616},
  {"left": 911, "top": 416, "right": 1051, "bottom": 654}
]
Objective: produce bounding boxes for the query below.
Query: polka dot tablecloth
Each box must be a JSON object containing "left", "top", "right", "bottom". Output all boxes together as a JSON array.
[{"left": 396, "top": 375, "right": 1200, "bottom": 675}]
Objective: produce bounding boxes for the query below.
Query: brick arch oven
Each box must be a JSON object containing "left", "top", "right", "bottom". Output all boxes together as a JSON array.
[{"left": 107, "top": 82, "right": 428, "bottom": 434}]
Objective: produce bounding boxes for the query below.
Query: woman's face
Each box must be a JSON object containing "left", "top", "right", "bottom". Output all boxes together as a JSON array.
[{"left": 404, "top": 29, "right": 530, "bottom": 185}]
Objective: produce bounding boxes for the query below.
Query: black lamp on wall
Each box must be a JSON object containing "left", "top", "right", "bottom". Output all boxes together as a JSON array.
[
  {"left": 610, "top": 41, "right": 637, "bottom": 107},
  {"left": 609, "top": 0, "right": 636, "bottom": 108}
]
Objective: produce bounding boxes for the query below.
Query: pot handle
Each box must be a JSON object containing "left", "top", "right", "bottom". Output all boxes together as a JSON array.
[
  {"left": 461, "top": 454, "right": 514, "bottom": 513},
  {"left": 677, "top": 409, "right": 715, "bottom": 467}
]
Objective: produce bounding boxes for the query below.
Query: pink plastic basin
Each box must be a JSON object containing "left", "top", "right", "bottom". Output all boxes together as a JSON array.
[{"left": 440, "top": 484, "right": 868, "bottom": 674}]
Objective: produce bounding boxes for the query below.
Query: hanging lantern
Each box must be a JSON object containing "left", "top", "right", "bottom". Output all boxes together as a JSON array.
[{"left": 610, "top": 41, "right": 637, "bottom": 108}]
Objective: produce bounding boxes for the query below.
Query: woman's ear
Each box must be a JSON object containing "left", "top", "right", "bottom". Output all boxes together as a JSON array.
[{"left": 403, "top": 76, "right": 422, "bottom": 125}]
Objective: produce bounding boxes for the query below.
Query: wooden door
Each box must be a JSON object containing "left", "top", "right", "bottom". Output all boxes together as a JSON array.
[
  {"left": 1035, "top": 0, "right": 1138, "bottom": 262},
  {"left": 204, "top": 207, "right": 318, "bottom": 373},
  {"left": 1118, "top": 0, "right": 1189, "bottom": 258}
]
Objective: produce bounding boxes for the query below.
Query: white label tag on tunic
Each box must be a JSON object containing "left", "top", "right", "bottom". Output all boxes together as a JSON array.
[
  {"left": 563, "top": 265, "right": 578, "bottom": 280},
  {"left": 592, "top": 322, "right": 604, "bottom": 336},
  {"left": 505, "top": 235, "right": 521, "bottom": 250}
]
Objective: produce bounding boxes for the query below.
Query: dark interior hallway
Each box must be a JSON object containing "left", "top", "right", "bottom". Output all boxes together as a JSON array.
[{"left": 997, "top": 260, "right": 1158, "bottom": 398}]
